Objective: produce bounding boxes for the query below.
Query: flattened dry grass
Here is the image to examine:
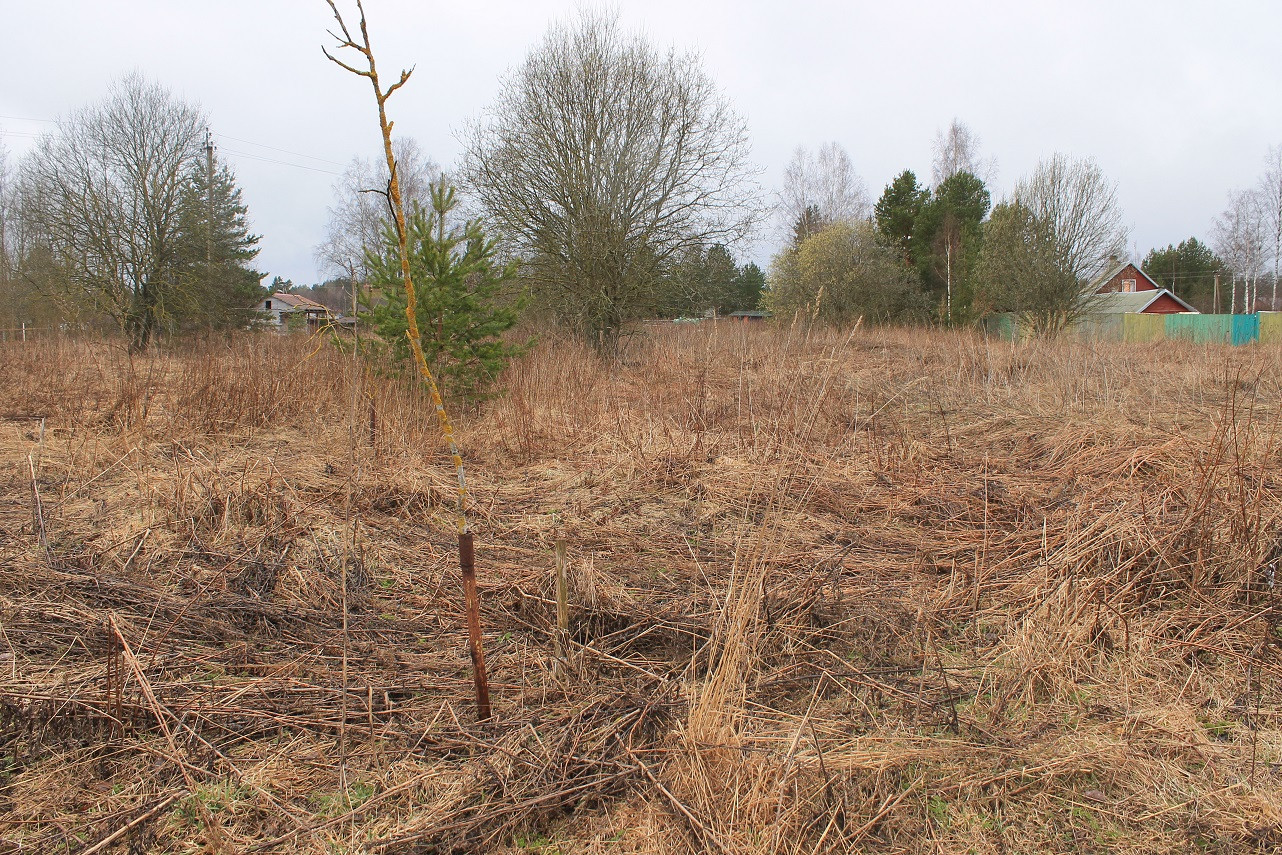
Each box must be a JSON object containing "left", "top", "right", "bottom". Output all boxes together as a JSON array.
[{"left": 1, "top": 324, "right": 1280, "bottom": 853}]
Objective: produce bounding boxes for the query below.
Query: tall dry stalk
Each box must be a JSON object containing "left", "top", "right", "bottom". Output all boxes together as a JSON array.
[{"left": 323, "top": 0, "right": 490, "bottom": 721}]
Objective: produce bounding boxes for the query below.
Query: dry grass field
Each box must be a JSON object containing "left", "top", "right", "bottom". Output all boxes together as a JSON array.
[{"left": 2, "top": 324, "right": 1281, "bottom": 854}]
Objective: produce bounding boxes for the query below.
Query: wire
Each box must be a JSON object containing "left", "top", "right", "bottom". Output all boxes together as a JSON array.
[
  {"left": 214, "top": 133, "right": 346, "bottom": 167},
  {"left": 218, "top": 146, "right": 342, "bottom": 176},
  {"left": 0, "top": 112, "right": 346, "bottom": 175}
]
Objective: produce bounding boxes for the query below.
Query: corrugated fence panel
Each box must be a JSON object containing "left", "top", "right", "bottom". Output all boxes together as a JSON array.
[
  {"left": 1261, "top": 312, "right": 1282, "bottom": 344},
  {"left": 1075, "top": 315, "right": 1124, "bottom": 342},
  {"left": 1124, "top": 313, "right": 1166, "bottom": 342},
  {"left": 989, "top": 312, "right": 1267, "bottom": 345},
  {"left": 1231, "top": 314, "right": 1260, "bottom": 345},
  {"left": 1166, "top": 313, "right": 1230, "bottom": 344}
]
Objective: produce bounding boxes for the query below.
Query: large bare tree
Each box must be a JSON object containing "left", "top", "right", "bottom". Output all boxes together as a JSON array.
[
  {"left": 22, "top": 74, "right": 205, "bottom": 351},
  {"left": 779, "top": 142, "right": 868, "bottom": 243},
  {"left": 462, "top": 9, "right": 762, "bottom": 352},
  {"left": 1013, "top": 153, "right": 1128, "bottom": 286},
  {"left": 979, "top": 154, "right": 1127, "bottom": 333}
]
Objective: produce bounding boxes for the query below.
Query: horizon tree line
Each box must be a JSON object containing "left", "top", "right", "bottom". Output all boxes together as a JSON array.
[{"left": 4, "top": 21, "right": 1281, "bottom": 353}]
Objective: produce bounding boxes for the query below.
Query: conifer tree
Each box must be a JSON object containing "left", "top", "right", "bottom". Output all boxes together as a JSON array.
[
  {"left": 874, "top": 170, "right": 928, "bottom": 265},
  {"left": 171, "top": 156, "right": 264, "bottom": 331},
  {"left": 365, "top": 184, "right": 527, "bottom": 399}
]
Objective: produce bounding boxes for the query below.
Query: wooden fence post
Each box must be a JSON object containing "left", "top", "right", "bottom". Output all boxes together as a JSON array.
[
  {"left": 553, "top": 540, "right": 569, "bottom": 678},
  {"left": 459, "top": 533, "right": 491, "bottom": 720}
]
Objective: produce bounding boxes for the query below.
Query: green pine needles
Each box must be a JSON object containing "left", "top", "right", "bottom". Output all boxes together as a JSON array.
[{"left": 363, "top": 183, "right": 528, "bottom": 400}]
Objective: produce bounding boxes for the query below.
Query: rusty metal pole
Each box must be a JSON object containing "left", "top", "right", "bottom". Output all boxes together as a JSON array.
[{"left": 459, "top": 533, "right": 492, "bottom": 720}]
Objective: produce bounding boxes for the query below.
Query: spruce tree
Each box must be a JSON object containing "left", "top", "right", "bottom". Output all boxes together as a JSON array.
[
  {"left": 364, "top": 183, "right": 527, "bottom": 399},
  {"left": 729, "top": 262, "right": 766, "bottom": 312},
  {"left": 171, "top": 156, "right": 264, "bottom": 331}
]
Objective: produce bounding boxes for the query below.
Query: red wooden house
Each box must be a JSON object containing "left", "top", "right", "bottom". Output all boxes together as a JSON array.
[{"left": 1089, "top": 260, "right": 1197, "bottom": 314}]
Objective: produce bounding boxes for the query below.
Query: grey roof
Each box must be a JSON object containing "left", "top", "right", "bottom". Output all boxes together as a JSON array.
[
  {"left": 270, "top": 292, "right": 329, "bottom": 311},
  {"left": 1086, "top": 288, "right": 1199, "bottom": 314},
  {"left": 1089, "top": 259, "right": 1164, "bottom": 293}
]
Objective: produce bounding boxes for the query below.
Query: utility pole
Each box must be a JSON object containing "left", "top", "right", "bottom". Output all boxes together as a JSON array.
[
  {"left": 1214, "top": 272, "right": 1221, "bottom": 314},
  {"left": 205, "top": 129, "right": 215, "bottom": 293}
]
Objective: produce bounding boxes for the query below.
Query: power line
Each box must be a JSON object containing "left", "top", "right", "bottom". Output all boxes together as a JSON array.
[
  {"left": 0, "top": 114, "right": 56, "bottom": 124},
  {"left": 0, "top": 112, "right": 346, "bottom": 175},
  {"left": 214, "top": 132, "right": 346, "bottom": 167},
  {"left": 218, "top": 146, "right": 342, "bottom": 176}
]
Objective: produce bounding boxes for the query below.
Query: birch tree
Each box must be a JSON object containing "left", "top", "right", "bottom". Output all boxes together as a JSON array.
[
  {"left": 1260, "top": 144, "right": 1282, "bottom": 309},
  {"left": 779, "top": 142, "right": 869, "bottom": 242},
  {"left": 1213, "top": 189, "right": 1266, "bottom": 313},
  {"left": 932, "top": 118, "right": 996, "bottom": 186}
]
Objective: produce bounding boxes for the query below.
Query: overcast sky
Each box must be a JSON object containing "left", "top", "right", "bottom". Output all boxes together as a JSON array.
[{"left": 4, "top": 1, "right": 1281, "bottom": 284}]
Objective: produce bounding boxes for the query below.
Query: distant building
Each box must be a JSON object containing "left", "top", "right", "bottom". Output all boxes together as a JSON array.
[
  {"left": 260, "top": 292, "right": 336, "bottom": 333},
  {"left": 1092, "top": 259, "right": 1163, "bottom": 295},
  {"left": 1088, "top": 290, "right": 1199, "bottom": 315},
  {"left": 1088, "top": 259, "right": 1197, "bottom": 314},
  {"left": 727, "top": 310, "right": 769, "bottom": 322}
]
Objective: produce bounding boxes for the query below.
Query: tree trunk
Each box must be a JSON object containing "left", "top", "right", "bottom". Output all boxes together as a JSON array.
[{"left": 944, "top": 241, "right": 952, "bottom": 326}]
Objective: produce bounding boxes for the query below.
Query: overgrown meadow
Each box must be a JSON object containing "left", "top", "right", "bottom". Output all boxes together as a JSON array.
[{"left": 2, "top": 324, "right": 1280, "bottom": 853}]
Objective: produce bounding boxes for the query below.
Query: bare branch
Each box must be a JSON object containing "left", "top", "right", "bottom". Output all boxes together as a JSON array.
[
  {"left": 322, "top": 46, "right": 371, "bottom": 78},
  {"left": 384, "top": 67, "right": 415, "bottom": 99}
]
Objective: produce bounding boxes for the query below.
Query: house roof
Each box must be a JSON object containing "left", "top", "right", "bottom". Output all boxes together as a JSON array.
[
  {"left": 270, "top": 292, "right": 329, "bottom": 311},
  {"left": 1089, "top": 259, "right": 1163, "bottom": 293},
  {"left": 1086, "top": 289, "right": 1199, "bottom": 314}
]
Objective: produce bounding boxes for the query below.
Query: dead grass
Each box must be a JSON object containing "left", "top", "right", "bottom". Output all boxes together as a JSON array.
[{"left": 1, "top": 324, "right": 1280, "bottom": 853}]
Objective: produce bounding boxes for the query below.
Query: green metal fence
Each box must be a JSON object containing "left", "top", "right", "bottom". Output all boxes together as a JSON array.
[
  {"left": 985, "top": 312, "right": 1277, "bottom": 346},
  {"left": 1165, "top": 313, "right": 1229, "bottom": 343}
]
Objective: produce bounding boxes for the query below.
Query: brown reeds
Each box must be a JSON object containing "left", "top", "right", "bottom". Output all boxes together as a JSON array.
[{"left": 0, "top": 326, "right": 1279, "bottom": 852}]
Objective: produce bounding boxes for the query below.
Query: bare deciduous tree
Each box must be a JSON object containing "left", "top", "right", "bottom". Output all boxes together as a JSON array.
[
  {"left": 316, "top": 137, "right": 440, "bottom": 284},
  {"left": 979, "top": 155, "right": 1127, "bottom": 334},
  {"left": 0, "top": 137, "right": 12, "bottom": 281},
  {"left": 22, "top": 74, "right": 205, "bottom": 351},
  {"left": 779, "top": 142, "right": 868, "bottom": 242},
  {"left": 462, "top": 8, "right": 762, "bottom": 352},
  {"left": 1259, "top": 144, "right": 1282, "bottom": 308},
  {"left": 1213, "top": 188, "right": 1267, "bottom": 313},
  {"left": 932, "top": 118, "right": 996, "bottom": 187},
  {"left": 1013, "top": 153, "right": 1128, "bottom": 286}
]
